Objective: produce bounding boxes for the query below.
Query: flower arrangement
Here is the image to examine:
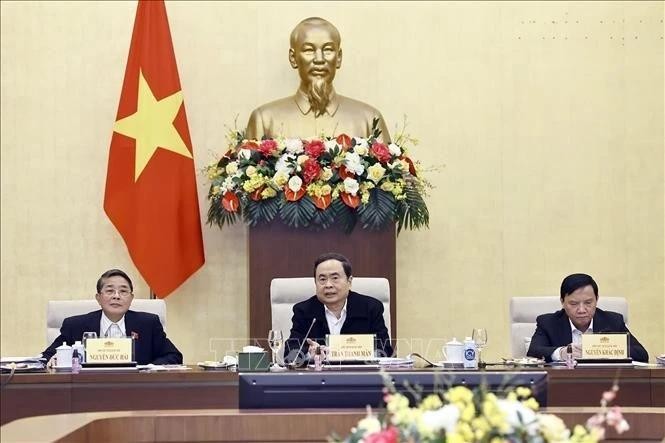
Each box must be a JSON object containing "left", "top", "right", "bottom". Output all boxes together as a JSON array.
[
  {"left": 206, "top": 119, "right": 430, "bottom": 233},
  {"left": 333, "top": 382, "right": 629, "bottom": 443}
]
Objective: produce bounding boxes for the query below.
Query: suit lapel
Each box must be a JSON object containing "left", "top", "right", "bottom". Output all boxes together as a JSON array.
[
  {"left": 85, "top": 310, "right": 103, "bottom": 337},
  {"left": 557, "top": 310, "right": 573, "bottom": 344}
]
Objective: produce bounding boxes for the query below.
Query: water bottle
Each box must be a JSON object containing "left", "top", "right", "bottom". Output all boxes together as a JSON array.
[
  {"left": 71, "top": 350, "right": 81, "bottom": 374},
  {"left": 463, "top": 337, "right": 478, "bottom": 369},
  {"left": 72, "top": 340, "right": 85, "bottom": 364}
]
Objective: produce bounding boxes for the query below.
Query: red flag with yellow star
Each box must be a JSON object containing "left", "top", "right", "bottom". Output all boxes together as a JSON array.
[{"left": 104, "top": 0, "right": 204, "bottom": 297}]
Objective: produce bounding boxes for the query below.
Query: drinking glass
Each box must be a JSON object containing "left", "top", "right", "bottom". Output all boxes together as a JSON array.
[
  {"left": 472, "top": 328, "right": 488, "bottom": 364},
  {"left": 82, "top": 331, "right": 97, "bottom": 348},
  {"left": 268, "top": 330, "right": 283, "bottom": 367}
]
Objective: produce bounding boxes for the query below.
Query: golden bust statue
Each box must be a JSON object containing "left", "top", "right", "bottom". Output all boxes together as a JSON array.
[{"left": 246, "top": 17, "right": 390, "bottom": 142}]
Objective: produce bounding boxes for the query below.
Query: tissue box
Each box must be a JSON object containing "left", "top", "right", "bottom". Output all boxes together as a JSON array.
[{"left": 238, "top": 351, "right": 270, "bottom": 372}]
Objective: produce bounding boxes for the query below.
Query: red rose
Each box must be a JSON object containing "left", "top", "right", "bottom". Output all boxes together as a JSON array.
[
  {"left": 258, "top": 139, "right": 278, "bottom": 157},
  {"left": 371, "top": 141, "right": 392, "bottom": 163},
  {"left": 302, "top": 158, "right": 322, "bottom": 183},
  {"left": 364, "top": 427, "right": 399, "bottom": 443},
  {"left": 221, "top": 192, "right": 240, "bottom": 212},
  {"left": 305, "top": 140, "right": 326, "bottom": 158}
]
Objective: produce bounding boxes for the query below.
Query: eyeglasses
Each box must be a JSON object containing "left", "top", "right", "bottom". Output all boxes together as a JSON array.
[{"left": 100, "top": 288, "right": 132, "bottom": 297}]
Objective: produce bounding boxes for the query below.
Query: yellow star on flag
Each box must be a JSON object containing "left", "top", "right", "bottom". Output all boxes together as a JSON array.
[{"left": 113, "top": 69, "right": 192, "bottom": 181}]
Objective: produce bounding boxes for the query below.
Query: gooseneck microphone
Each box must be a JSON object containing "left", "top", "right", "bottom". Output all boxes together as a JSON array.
[{"left": 288, "top": 318, "right": 317, "bottom": 368}]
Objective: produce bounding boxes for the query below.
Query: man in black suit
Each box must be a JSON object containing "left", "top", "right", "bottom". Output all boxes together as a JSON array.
[
  {"left": 42, "top": 269, "right": 182, "bottom": 365},
  {"left": 527, "top": 273, "right": 648, "bottom": 363},
  {"left": 284, "top": 252, "right": 393, "bottom": 363}
]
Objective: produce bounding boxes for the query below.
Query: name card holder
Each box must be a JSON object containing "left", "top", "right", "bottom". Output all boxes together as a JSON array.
[
  {"left": 580, "top": 333, "right": 630, "bottom": 361},
  {"left": 326, "top": 334, "right": 376, "bottom": 362},
  {"left": 83, "top": 337, "right": 136, "bottom": 368}
]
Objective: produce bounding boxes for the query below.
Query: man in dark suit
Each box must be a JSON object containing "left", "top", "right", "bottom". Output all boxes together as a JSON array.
[
  {"left": 284, "top": 252, "right": 393, "bottom": 363},
  {"left": 527, "top": 273, "right": 648, "bottom": 363},
  {"left": 42, "top": 269, "right": 182, "bottom": 365}
]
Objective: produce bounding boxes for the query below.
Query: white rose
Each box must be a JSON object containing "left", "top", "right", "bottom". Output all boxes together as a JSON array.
[
  {"left": 275, "top": 153, "right": 295, "bottom": 174},
  {"left": 296, "top": 154, "right": 309, "bottom": 165},
  {"left": 354, "top": 137, "right": 368, "bottom": 149},
  {"left": 324, "top": 139, "right": 338, "bottom": 152},
  {"left": 221, "top": 176, "right": 235, "bottom": 192},
  {"left": 344, "top": 152, "right": 365, "bottom": 175},
  {"left": 497, "top": 400, "right": 538, "bottom": 435},
  {"left": 420, "top": 405, "right": 460, "bottom": 435},
  {"left": 388, "top": 143, "right": 402, "bottom": 156},
  {"left": 354, "top": 144, "right": 368, "bottom": 156},
  {"left": 245, "top": 165, "right": 257, "bottom": 177},
  {"left": 238, "top": 148, "right": 252, "bottom": 160},
  {"left": 367, "top": 163, "right": 386, "bottom": 183},
  {"left": 285, "top": 138, "right": 304, "bottom": 154},
  {"left": 287, "top": 175, "right": 303, "bottom": 192},
  {"left": 343, "top": 177, "right": 359, "bottom": 196},
  {"left": 320, "top": 167, "right": 333, "bottom": 181},
  {"left": 356, "top": 416, "right": 381, "bottom": 435},
  {"left": 225, "top": 161, "right": 238, "bottom": 175}
]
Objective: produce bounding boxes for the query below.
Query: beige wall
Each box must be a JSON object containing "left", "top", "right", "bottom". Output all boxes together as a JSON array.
[{"left": 1, "top": 1, "right": 663, "bottom": 363}]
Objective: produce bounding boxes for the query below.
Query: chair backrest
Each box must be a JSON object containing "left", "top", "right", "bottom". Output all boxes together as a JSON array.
[
  {"left": 270, "top": 277, "right": 391, "bottom": 342},
  {"left": 46, "top": 299, "right": 167, "bottom": 345},
  {"left": 509, "top": 296, "right": 628, "bottom": 358}
]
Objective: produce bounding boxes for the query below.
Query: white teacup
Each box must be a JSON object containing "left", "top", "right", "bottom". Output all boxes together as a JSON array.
[
  {"left": 442, "top": 338, "right": 464, "bottom": 363},
  {"left": 55, "top": 342, "right": 73, "bottom": 368}
]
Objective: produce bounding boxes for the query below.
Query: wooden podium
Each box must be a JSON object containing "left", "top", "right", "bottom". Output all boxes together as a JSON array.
[{"left": 248, "top": 222, "right": 396, "bottom": 344}]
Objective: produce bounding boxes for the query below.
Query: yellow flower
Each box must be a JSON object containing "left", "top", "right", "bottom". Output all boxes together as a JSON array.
[
  {"left": 522, "top": 397, "right": 539, "bottom": 411},
  {"left": 446, "top": 432, "right": 465, "bottom": 443},
  {"left": 261, "top": 187, "right": 277, "bottom": 199},
  {"left": 297, "top": 154, "right": 309, "bottom": 165},
  {"left": 272, "top": 171, "right": 289, "bottom": 187},
  {"left": 420, "top": 394, "right": 443, "bottom": 411},
  {"left": 445, "top": 386, "right": 474, "bottom": 405},
  {"left": 361, "top": 191, "right": 370, "bottom": 204},
  {"left": 461, "top": 404, "right": 475, "bottom": 422},
  {"left": 456, "top": 422, "right": 474, "bottom": 441},
  {"left": 211, "top": 185, "right": 222, "bottom": 196},
  {"left": 245, "top": 165, "right": 257, "bottom": 177},
  {"left": 380, "top": 181, "right": 395, "bottom": 192},
  {"left": 515, "top": 387, "right": 532, "bottom": 399}
]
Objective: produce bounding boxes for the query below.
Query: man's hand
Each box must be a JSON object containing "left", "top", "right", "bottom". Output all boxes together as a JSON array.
[
  {"left": 306, "top": 338, "right": 329, "bottom": 358},
  {"left": 559, "top": 343, "right": 583, "bottom": 360}
]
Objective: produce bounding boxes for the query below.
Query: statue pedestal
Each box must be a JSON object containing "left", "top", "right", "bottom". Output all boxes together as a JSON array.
[{"left": 248, "top": 223, "right": 396, "bottom": 344}]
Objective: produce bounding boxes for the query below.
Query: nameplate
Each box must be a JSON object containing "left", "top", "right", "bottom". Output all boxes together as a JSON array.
[
  {"left": 326, "top": 334, "right": 375, "bottom": 361},
  {"left": 85, "top": 338, "right": 133, "bottom": 363},
  {"left": 582, "top": 333, "right": 629, "bottom": 359}
]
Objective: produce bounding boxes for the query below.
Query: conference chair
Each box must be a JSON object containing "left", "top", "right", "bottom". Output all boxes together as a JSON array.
[
  {"left": 509, "top": 296, "right": 628, "bottom": 358},
  {"left": 46, "top": 299, "right": 167, "bottom": 345},
  {"left": 270, "top": 277, "right": 391, "bottom": 357}
]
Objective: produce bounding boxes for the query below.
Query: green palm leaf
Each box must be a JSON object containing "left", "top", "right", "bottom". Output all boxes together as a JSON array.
[
  {"left": 207, "top": 196, "right": 241, "bottom": 228},
  {"left": 243, "top": 198, "right": 280, "bottom": 227},
  {"left": 331, "top": 198, "right": 357, "bottom": 233},
  {"left": 358, "top": 188, "right": 396, "bottom": 230},
  {"left": 279, "top": 196, "right": 316, "bottom": 228},
  {"left": 396, "top": 183, "right": 430, "bottom": 234}
]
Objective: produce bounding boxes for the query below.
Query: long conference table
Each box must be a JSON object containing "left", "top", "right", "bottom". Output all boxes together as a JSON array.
[{"left": 1, "top": 365, "right": 664, "bottom": 440}]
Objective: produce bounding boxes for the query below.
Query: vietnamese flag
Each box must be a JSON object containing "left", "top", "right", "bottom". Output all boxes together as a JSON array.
[{"left": 104, "top": 0, "right": 204, "bottom": 297}]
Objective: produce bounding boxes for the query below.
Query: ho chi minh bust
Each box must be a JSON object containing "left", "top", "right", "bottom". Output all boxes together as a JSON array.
[{"left": 246, "top": 17, "right": 390, "bottom": 142}]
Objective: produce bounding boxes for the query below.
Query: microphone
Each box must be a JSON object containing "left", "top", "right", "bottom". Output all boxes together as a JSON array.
[{"left": 287, "top": 318, "right": 317, "bottom": 369}]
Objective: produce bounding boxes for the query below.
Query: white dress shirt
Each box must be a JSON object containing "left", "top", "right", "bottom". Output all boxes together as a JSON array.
[
  {"left": 324, "top": 300, "right": 347, "bottom": 335},
  {"left": 551, "top": 318, "right": 594, "bottom": 361},
  {"left": 101, "top": 312, "right": 127, "bottom": 338}
]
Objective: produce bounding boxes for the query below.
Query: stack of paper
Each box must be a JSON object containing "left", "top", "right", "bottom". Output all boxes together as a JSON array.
[
  {"left": 656, "top": 354, "right": 665, "bottom": 366},
  {"left": 377, "top": 357, "right": 414, "bottom": 368}
]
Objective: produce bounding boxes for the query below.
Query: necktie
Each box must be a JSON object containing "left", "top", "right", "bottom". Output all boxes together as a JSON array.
[{"left": 106, "top": 323, "right": 124, "bottom": 338}]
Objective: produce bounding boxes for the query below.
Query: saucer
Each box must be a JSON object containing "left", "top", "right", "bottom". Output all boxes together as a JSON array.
[{"left": 435, "top": 361, "right": 464, "bottom": 368}]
